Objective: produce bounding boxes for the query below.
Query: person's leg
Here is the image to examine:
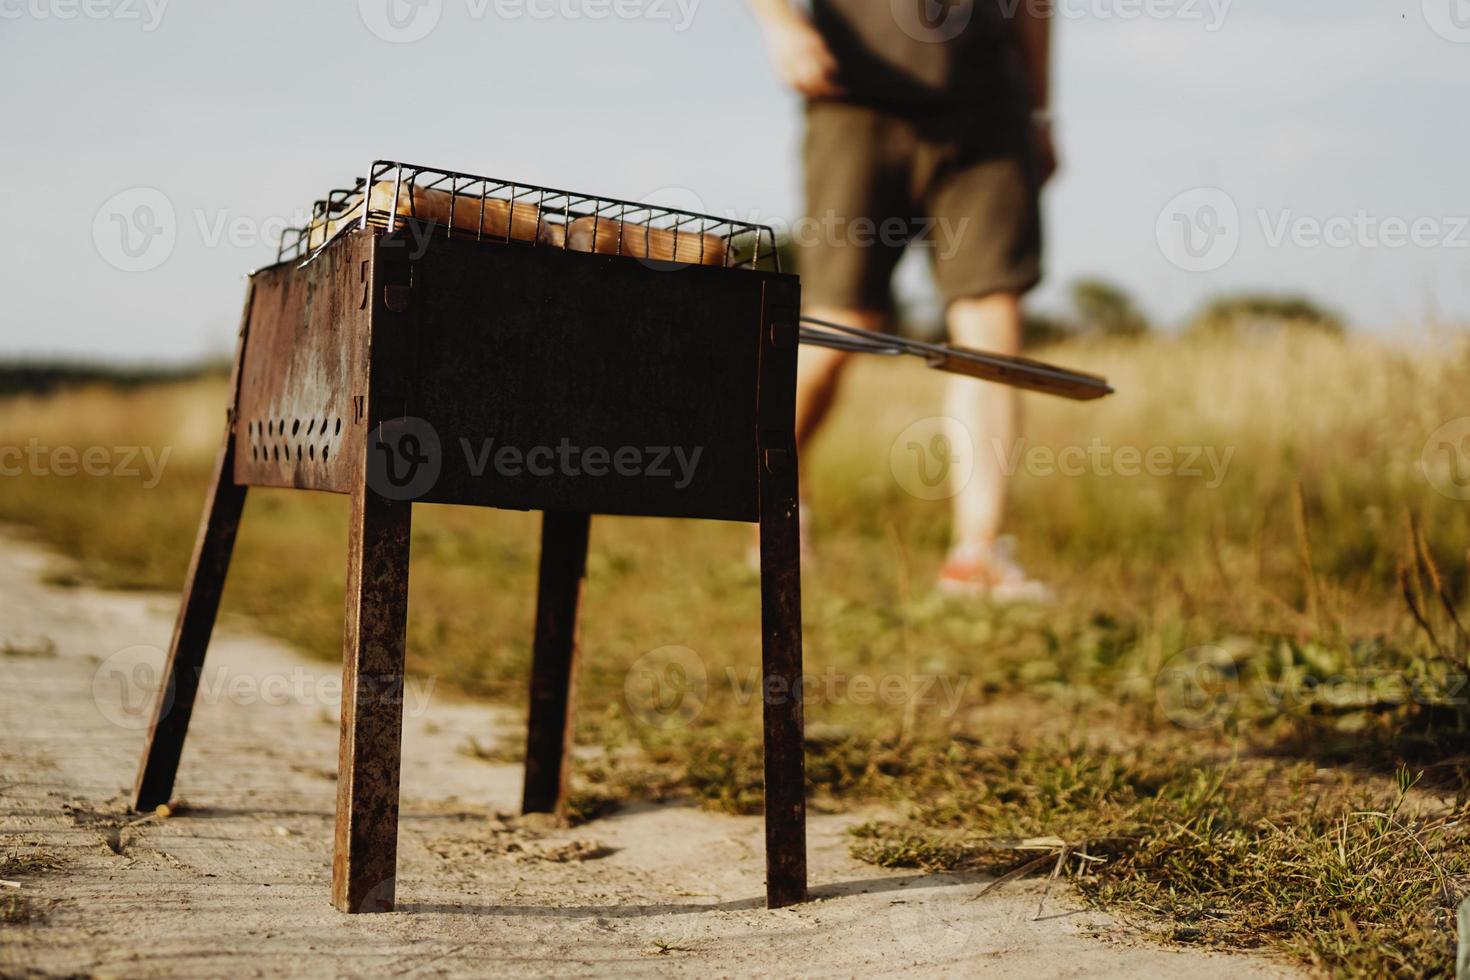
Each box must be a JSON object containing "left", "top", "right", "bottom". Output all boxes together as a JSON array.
[
  {"left": 921, "top": 109, "right": 1046, "bottom": 598},
  {"left": 943, "top": 292, "right": 1022, "bottom": 551},
  {"left": 778, "top": 101, "right": 909, "bottom": 563},
  {"left": 938, "top": 291, "right": 1050, "bottom": 600}
]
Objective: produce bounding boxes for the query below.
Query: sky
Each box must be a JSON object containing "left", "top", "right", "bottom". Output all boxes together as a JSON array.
[{"left": 1, "top": 0, "right": 1467, "bottom": 363}]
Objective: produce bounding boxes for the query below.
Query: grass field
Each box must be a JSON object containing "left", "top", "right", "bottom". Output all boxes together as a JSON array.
[{"left": 4, "top": 326, "right": 1470, "bottom": 976}]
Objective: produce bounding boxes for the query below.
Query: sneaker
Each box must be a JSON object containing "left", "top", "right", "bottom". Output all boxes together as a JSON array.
[{"left": 937, "top": 535, "right": 1054, "bottom": 604}]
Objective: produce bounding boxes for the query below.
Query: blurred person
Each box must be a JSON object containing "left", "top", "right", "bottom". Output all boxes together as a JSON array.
[{"left": 748, "top": 0, "right": 1056, "bottom": 601}]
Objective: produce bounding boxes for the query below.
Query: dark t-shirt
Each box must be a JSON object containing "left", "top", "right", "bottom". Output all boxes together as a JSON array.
[{"left": 810, "top": 0, "right": 1029, "bottom": 117}]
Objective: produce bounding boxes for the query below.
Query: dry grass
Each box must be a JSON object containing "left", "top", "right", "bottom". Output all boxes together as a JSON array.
[{"left": 4, "top": 326, "right": 1470, "bottom": 973}]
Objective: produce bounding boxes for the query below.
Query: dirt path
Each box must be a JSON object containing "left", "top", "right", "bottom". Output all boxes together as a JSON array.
[{"left": 0, "top": 528, "right": 1296, "bottom": 978}]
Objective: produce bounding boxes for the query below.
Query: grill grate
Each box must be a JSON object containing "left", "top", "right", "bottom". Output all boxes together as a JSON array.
[{"left": 277, "top": 159, "right": 780, "bottom": 273}]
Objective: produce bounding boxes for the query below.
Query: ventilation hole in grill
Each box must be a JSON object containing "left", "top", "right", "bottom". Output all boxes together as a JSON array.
[
  {"left": 252, "top": 446, "right": 258, "bottom": 461},
  {"left": 323, "top": 446, "right": 330, "bottom": 462},
  {"left": 335, "top": 418, "right": 342, "bottom": 435},
  {"left": 306, "top": 419, "right": 315, "bottom": 435},
  {"left": 321, "top": 417, "right": 329, "bottom": 435},
  {"left": 296, "top": 445, "right": 303, "bottom": 461},
  {"left": 266, "top": 420, "right": 273, "bottom": 436},
  {"left": 309, "top": 444, "right": 316, "bottom": 460},
  {"left": 292, "top": 419, "right": 301, "bottom": 436},
  {"left": 272, "top": 445, "right": 279, "bottom": 461}
]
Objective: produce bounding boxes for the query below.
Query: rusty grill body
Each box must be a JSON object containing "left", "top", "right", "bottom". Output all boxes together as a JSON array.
[{"left": 132, "top": 162, "right": 807, "bottom": 912}]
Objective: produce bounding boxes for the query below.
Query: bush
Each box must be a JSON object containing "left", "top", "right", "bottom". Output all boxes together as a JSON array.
[{"left": 1187, "top": 293, "right": 1344, "bottom": 337}]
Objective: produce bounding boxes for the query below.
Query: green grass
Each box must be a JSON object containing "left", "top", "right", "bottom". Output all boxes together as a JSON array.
[{"left": 3, "top": 327, "right": 1470, "bottom": 974}]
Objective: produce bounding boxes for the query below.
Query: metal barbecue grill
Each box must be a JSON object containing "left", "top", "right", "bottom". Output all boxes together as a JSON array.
[
  {"left": 130, "top": 159, "right": 1111, "bottom": 918},
  {"left": 277, "top": 159, "right": 781, "bottom": 271}
]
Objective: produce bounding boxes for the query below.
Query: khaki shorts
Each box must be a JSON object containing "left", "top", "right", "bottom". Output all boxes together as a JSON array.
[{"left": 799, "top": 100, "right": 1043, "bottom": 311}]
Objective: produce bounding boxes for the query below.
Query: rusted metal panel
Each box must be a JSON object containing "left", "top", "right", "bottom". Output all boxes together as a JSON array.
[
  {"left": 396, "top": 235, "right": 789, "bottom": 522},
  {"left": 233, "top": 232, "right": 373, "bottom": 494},
  {"left": 521, "top": 511, "right": 591, "bottom": 817}
]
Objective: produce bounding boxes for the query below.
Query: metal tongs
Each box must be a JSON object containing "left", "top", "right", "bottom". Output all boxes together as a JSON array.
[{"left": 798, "top": 316, "right": 1113, "bottom": 401}]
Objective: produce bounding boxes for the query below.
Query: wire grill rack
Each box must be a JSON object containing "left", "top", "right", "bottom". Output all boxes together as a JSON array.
[{"left": 276, "top": 160, "right": 780, "bottom": 273}]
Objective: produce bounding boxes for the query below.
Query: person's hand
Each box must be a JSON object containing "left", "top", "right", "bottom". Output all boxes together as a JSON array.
[
  {"left": 1031, "top": 119, "right": 1058, "bottom": 186},
  {"left": 760, "top": 12, "right": 843, "bottom": 98}
]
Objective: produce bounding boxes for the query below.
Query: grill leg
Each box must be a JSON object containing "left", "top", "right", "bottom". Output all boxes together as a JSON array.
[
  {"left": 332, "top": 485, "right": 412, "bottom": 913},
  {"left": 522, "top": 511, "right": 591, "bottom": 817},
  {"left": 133, "top": 435, "right": 247, "bottom": 811},
  {"left": 759, "top": 463, "right": 807, "bottom": 908}
]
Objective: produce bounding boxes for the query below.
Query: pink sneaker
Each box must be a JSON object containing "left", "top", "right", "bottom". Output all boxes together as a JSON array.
[{"left": 937, "top": 536, "right": 1054, "bottom": 604}]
